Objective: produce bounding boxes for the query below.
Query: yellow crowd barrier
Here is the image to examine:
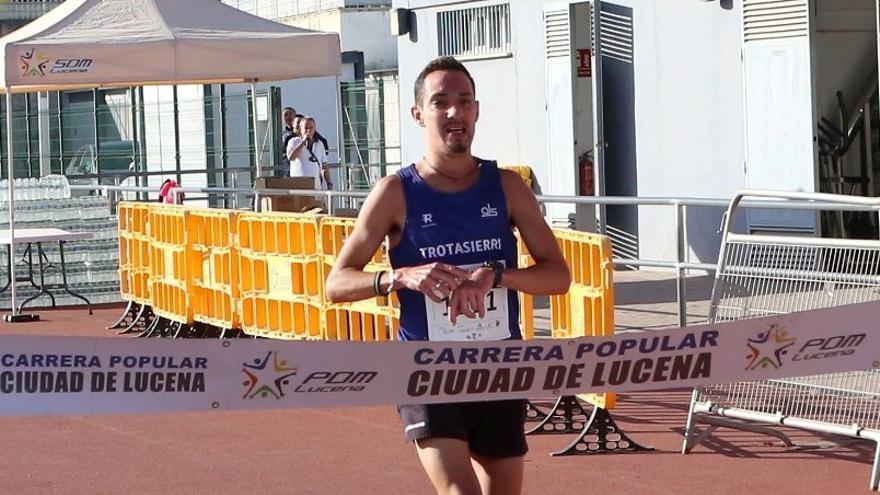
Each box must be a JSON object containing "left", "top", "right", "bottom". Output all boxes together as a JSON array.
[
  {"left": 551, "top": 228, "right": 616, "bottom": 409},
  {"left": 515, "top": 232, "right": 535, "bottom": 339},
  {"left": 118, "top": 205, "right": 616, "bottom": 387},
  {"left": 320, "top": 217, "right": 399, "bottom": 341},
  {"left": 187, "top": 208, "right": 240, "bottom": 329},
  {"left": 237, "top": 212, "right": 323, "bottom": 339},
  {"left": 517, "top": 228, "right": 615, "bottom": 409},
  {"left": 117, "top": 202, "right": 151, "bottom": 306},
  {"left": 147, "top": 204, "right": 193, "bottom": 324}
]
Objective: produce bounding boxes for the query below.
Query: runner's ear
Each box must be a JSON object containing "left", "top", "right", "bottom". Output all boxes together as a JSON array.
[{"left": 411, "top": 104, "right": 425, "bottom": 127}]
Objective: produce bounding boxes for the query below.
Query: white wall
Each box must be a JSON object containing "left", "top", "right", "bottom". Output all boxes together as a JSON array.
[
  {"left": 143, "top": 85, "right": 208, "bottom": 191},
  {"left": 281, "top": 9, "right": 397, "bottom": 71},
  {"left": 626, "top": 0, "right": 745, "bottom": 265},
  {"left": 394, "top": 0, "right": 548, "bottom": 182},
  {"left": 143, "top": 85, "right": 180, "bottom": 186},
  {"left": 341, "top": 10, "right": 398, "bottom": 70},
  {"left": 177, "top": 85, "right": 208, "bottom": 188}
]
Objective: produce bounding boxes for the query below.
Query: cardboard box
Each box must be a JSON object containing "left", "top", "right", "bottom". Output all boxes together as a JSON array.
[
  {"left": 333, "top": 208, "right": 360, "bottom": 218},
  {"left": 255, "top": 176, "right": 324, "bottom": 213}
]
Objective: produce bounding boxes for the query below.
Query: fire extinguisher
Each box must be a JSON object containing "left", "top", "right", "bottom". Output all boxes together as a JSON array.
[{"left": 578, "top": 150, "right": 594, "bottom": 196}]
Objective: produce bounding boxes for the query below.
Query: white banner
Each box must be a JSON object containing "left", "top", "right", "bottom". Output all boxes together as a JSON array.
[{"left": 1, "top": 301, "right": 879, "bottom": 416}]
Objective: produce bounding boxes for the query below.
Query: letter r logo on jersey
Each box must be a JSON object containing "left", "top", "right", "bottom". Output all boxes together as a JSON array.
[
  {"left": 480, "top": 204, "right": 498, "bottom": 218},
  {"left": 422, "top": 213, "right": 433, "bottom": 224}
]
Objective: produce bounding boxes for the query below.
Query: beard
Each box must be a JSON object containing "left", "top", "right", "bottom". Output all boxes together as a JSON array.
[{"left": 447, "top": 141, "right": 468, "bottom": 154}]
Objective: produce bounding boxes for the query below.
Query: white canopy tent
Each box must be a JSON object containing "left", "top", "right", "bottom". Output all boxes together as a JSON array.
[{"left": 0, "top": 0, "right": 341, "bottom": 321}]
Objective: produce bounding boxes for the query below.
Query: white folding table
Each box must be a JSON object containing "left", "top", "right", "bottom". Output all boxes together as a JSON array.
[{"left": 0, "top": 228, "right": 94, "bottom": 314}]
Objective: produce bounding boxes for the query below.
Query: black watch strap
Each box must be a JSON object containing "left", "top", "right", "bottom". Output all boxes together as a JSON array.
[{"left": 482, "top": 260, "right": 504, "bottom": 288}]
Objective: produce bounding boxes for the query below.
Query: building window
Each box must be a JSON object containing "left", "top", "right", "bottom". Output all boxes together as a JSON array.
[{"left": 437, "top": 4, "right": 511, "bottom": 58}]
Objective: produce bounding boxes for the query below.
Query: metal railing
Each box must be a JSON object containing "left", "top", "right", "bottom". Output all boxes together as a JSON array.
[{"left": 680, "top": 190, "right": 880, "bottom": 491}]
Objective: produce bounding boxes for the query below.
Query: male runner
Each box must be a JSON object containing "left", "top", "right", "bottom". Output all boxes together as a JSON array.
[{"left": 326, "top": 56, "right": 570, "bottom": 495}]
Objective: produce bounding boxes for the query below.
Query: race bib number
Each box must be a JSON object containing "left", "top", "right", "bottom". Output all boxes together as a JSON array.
[{"left": 426, "top": 262, "right": 511, "bottom": 342}]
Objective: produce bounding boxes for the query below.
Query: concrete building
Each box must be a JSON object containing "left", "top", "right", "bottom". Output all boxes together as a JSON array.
[
  {"left": 392, "top": 0, "right": 880, "bottom": 266},
  {"left": 223, "top": 0, "right": 397, "bottom": 170}
]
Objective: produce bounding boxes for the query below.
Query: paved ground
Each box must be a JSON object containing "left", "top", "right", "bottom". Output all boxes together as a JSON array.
[{"left": 0, "top": 271, "right": 877, "bottom": 494}]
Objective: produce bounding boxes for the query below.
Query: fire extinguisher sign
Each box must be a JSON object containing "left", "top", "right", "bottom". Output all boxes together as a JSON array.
[{"left": 577, "top": 48, "right": 591, "bottom": 78}]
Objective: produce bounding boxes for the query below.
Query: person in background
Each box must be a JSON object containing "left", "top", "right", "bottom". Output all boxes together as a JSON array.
[
  {"left": 280, "top": 106, "right": 297, "bottom": 177},
  {"left": 303, "top": 113, "right": 330, "bottom": 153},
  {"left": 286, "top": 116, "right": 333, "bottom": 190},
  {"left": 292, "top": 114, "right": 304, "bottom": 140}
]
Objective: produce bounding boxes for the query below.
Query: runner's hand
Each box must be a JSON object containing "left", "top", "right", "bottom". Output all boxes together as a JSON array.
[
  {"left": 448, "top": 267, "right": 493, "bottom": 325},
  {"left": 395, "top": 263, "right": 469, "bottom": 303}
]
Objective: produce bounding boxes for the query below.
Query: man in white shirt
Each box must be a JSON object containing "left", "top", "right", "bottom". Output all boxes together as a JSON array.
[{"left": 286, "top": 116, "right": 332, "bottom": 190}]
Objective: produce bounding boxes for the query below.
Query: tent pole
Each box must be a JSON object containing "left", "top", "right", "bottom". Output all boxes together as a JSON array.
[
  {"left": 5, "top": 89, "right": 16, "bottom": 317},
  {"left": 3, "top": 89, "right": 36, "bottom": 323},
  {"left": 334, "top": 75, "right": 343, "bottom": 193},
  {"left": 592, "top": 0, "right": 607, "bottom": 236},
  {"left": 251, "top": 81, "right": 261, "bottom": 178}
]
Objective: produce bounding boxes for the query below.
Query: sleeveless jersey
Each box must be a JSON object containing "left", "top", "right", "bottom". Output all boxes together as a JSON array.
[{"left": 390, "top": 160, "right": 520, "bottom": 342}]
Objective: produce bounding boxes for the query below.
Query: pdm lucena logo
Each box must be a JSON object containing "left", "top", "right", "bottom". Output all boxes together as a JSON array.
[
  {"left": 745, "top": 324, "right": 795, "bottom": 371},
  {"left": 241, "top": 351, "right": 297, "bottom": 400}
]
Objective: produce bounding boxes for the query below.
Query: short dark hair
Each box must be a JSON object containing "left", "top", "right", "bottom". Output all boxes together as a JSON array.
[
  {"left": 283, "top": 106, "right": 295, "bottom": 113},
  {"left": 413, "top": 56, "right": 476, "bottom": 105}
]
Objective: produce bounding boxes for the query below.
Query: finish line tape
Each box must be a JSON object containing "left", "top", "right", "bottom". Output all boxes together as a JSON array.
[{"left": 1, "top": 301, "right": 879, "bottom": 416}]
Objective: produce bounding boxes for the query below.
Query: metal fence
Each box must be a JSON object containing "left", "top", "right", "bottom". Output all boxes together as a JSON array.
[
  {"left": 681, "top": 190, "right": 880, "bottom": 491},
  {"left": 0, "top": 86, "right": 279, "bottom": 185},
  {"left": 340, "top": 76, "right": 401, "bottom": 189}
]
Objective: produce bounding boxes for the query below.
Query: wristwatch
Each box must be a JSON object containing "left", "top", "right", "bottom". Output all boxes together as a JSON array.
[{"left": 482, "top": 260, "right": 504, "bottom": 288}]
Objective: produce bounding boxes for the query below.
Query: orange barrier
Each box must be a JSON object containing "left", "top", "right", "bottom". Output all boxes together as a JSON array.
[
  {"left": 147, "top": 204, "right": 192, "bottom": 324},
  {"left": 187, "top": 208, "right": 240, "bottom": 329},
  {"left": 236, "top": 212, "right": 323, "bottom": 339},
  {"left": 518, "top": 228, "right": 615, "bottom": 408},
  {"left": 118, "top": 205, "right": 617, "bottom": 388},
  {"left": 117, "top": 202, "right": 151, "bottom": 306},
  {"left": 550, "top": 228, "right": 616, "bottom": 409},
  {"left": 515, "top": 232, "right": 535, "bottom": 339},
  {"left": 319, "top": 216, "right": 399, "bottom": 341}
]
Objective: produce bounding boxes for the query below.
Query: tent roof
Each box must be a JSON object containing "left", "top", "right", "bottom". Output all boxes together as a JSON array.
[{"left": 0, "top": 0, "right": 341, "bottom": 92}]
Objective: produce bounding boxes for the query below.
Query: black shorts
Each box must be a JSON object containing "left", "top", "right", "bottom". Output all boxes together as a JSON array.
[{"left": 397, "top": 399, "right": 528, "bottom": 458}]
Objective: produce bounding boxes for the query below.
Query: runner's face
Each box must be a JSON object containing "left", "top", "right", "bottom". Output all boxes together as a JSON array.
[
  {"left": 283, "top": 110, "right": 294, "bottom": 126},
  {"left": 412, "top": 70, "right": 479, "bottom": 154}
]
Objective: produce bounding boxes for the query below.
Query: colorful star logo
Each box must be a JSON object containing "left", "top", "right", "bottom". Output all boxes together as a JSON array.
[
  {"left": 745, "top": 324, "right": 796, "bottom": 370},
  {"left": 20, "top": 49, "right": 49, "bottom": 77},
  {"left": 241, "top": 351, "right": 297, "bottom": 400}
]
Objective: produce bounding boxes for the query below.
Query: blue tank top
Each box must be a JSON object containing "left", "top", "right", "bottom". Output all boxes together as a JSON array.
[{"left": 390, "top": 160, "right": 520, "bottom": 342}]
